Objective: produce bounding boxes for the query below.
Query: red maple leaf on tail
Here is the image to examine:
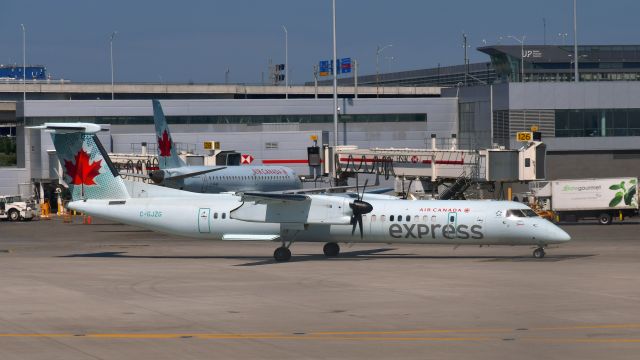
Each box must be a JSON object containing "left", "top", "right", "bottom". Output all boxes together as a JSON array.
[
  {"left": 158, "top": 130, "right": 172, "bottom": 157},
  {"left": 64, "top": 149, "right": 102, "bottom": 185}
]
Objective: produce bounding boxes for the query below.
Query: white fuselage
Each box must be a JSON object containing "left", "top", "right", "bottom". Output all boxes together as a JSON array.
[
  {"left": 69, "top": 196, "right": 570, "bottom": 246},
  {"left": 159, "top": 165, "right": 302, "bottom": 193}
]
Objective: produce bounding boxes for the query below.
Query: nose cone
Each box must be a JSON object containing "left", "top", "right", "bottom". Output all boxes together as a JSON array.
[{"left": 547, "top": 224, "right": 571, "bottom": 243}]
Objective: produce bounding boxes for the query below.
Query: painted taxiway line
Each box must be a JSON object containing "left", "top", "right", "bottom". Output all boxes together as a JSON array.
[{"left": 0, "top": 323, "right": 639, "bottom": 342}]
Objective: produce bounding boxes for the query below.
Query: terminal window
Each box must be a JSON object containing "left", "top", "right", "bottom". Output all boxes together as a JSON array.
[{"left": 555, "top": 109, "right": 640, "bottom": 137}]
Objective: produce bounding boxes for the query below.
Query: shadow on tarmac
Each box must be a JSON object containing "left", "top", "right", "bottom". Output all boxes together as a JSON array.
[
  {"left": 558, "top": 221, "right": 640, "bottom": 226},
  {"left": 59, "top": 248, "right": 594, "bottom": 266}
]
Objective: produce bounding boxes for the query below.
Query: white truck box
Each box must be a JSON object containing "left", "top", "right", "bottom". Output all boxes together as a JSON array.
[{"left": 550, "top": 178, "right": 638, "bottom": 212}]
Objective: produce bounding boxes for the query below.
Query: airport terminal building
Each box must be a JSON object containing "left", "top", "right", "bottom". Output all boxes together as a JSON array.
[{"left": 1, "top": 45, "right": 640, "bottom": 197}]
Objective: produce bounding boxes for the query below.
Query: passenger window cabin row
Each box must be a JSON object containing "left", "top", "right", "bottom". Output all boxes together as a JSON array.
[
  {"left": 209, "top": 175, "right": 289, "bottom": 181},
  {"left": 367, "top": 215, "right": 439, "bottom": 223},
  {"left": 213, "top": 212, "right": 227, "bottom": 220}
]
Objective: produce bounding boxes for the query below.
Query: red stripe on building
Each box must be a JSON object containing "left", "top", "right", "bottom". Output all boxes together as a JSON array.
[
  {"left": 262, "top": 159, "right": 310, "bottom": 164},
  {"left": 421, "top": 160, "right": 465, "bottom": 165},
  {"left": 337, "top": 157, "right": 464, "bottom": 165},
  {"left": 338, "top": 157, "right": 392, "bottom": 163}
]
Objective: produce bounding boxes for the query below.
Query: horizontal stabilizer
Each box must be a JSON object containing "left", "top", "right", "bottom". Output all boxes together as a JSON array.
[{"left": 28, "top": 123, "right": 103, "bottom": 134}]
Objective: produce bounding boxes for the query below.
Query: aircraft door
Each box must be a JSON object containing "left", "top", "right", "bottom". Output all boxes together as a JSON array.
[
  {"left": 198, "top": 208, "right": 211, "bottom": 233},
  {"left": 447, "top": 212, "right": 458, "bottom": 236}
]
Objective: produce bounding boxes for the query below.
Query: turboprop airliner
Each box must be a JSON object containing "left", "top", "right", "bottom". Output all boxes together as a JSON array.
[
  {"left": 40, "top": 123, "right": 570, "bottom": 262},
  {"left": 128, "top": 99, "right": 302, "bottom": 193}
]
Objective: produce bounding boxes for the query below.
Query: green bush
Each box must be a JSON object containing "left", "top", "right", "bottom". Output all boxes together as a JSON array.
[{"left": 0, "top": 137, "right": 17, "bottom": 166}]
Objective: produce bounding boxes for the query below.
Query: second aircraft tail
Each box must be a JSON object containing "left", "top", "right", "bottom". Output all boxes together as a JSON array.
[{"left": 152, "top": 99, "right": 185, "bottom": 169}]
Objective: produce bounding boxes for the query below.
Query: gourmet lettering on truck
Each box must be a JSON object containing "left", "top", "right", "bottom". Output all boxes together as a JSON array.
[{"left": 548, "top": 177, "right": 638, "bottom": 225}]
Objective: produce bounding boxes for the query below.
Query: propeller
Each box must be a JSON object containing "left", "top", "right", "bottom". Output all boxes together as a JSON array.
[{"left": 349, "top": 178, "right": 373, "bottom": 238}]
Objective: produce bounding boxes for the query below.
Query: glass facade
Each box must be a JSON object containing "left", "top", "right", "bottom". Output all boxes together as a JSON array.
[
  {"left": 25, "top": 113, "right": 427, "bottom": 126},
  {"left": 555, "top": 109, "right": 640, "bottom": 137},
  {"left": 480, "top": 45, "right": 640, "bottom": 84}
]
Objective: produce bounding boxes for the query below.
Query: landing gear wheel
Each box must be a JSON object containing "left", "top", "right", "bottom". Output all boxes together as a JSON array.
[
  {"left": 8, "top": 209, "right": 19, "bottom": 222},
  {"left": 533, "top": 247, "right": 546, "bottom": 259},
  {"left": 274, "top": 247, "right": 292, "bottom": 262},
  {"left": 323, "top": 242, "right": 340, "bottom": 257},
  {"left": 598, "top": 213, "right": 612, "bottom": 225}
]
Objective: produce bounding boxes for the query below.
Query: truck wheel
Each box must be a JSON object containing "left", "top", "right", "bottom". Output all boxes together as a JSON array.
[
  {"left": 8, "top": 209, "right": 20, "bottom": 221},
  {"left": 598, "top": 213, "right": 612, "bottom": 225}
]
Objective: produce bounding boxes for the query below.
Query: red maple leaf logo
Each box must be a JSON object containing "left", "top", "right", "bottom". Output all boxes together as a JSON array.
[
  {"left": 158, "top": 130, "right": 172, "bottom": 157},
  {"left": 64, "top": 149, "right": 102, "bottom": 186}
]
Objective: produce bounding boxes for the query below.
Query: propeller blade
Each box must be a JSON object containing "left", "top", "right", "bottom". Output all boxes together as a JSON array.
[
  {"left": 358, "top": 215, "right": 364, "bottom": 238},
  {"left": 355, "top": 175, "right": 359, "bottom": 196},
  {"left": 351, "top": 215, "right": 357, "bottom": 235},
  {"left": 360, "top": 179, "right": 369, "bottom": 201}
]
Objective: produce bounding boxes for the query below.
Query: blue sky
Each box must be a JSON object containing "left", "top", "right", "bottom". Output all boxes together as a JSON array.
[{"left": 1, "top": 1, "right": 638, "bottom": 84}]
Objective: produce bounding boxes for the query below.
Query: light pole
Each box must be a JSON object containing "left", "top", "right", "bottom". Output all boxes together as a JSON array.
[
  {"left": 282, "top": 25, "right": 288, "bottom": 99},
  {"left": 568, "top": 54, "right": 587, "bottom": 81},
  {"left": 385, "top": 56, "right": 395, "bottom": 73},
  {"left": 506, "top": 35, "right": 525, "bottom": 82},
  {"left": 558, "top": 32, "right": 568, "bottom": 45},
  {"left": 375, "top": 44, "right": 392, "bottom": 97},
  {"left": 20, "top": 24, "right": 26, "bottom": 106},
  {"left": 332, "top": 0, "right": 338, "bottom": 147},
  {"left": 110, "top": 31, "right": 117, "bottom": 100},
  {"left": 573, "top": 0, "right": 579, "bottom": 82}
]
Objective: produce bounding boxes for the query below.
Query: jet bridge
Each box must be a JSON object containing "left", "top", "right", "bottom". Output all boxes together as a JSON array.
[{"left": 322, "top": 140, "right": 546, "bottom": 199}]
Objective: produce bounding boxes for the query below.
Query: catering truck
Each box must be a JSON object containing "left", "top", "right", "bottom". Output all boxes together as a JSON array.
[{"left": 530, "top": 177, "right": 639, "bottom": 225}]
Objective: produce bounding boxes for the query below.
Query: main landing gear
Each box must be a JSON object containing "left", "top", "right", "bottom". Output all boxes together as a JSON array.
[
  {"left": 274, "top": 246, "right": 292, "bottom": 262},
  {"left": 323, "top": 242, "right": 340, "bottom": 257},
  {"left": 533, "top": 247, "right": 546, "bottom": 259}
]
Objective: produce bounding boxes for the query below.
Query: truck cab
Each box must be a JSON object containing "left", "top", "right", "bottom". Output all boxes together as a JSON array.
[{"left": 0, "top": 195, "right": 38, "bottom": 221}]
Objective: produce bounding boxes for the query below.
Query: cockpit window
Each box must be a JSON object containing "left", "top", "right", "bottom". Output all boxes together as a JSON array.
[
  {"left": 506, "top": 209, "right": 539, "bottom": 218},
  {"left": 506, "top": 209, "right": 525, "bottom": 217}
]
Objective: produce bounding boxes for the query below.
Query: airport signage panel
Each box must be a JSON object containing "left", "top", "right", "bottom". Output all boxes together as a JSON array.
[
  {"left": 516, "top": 132, "right": 533, "bottom": 142},
  {"left": 319, "top": 58, "right": 352, "bottom": 76}
]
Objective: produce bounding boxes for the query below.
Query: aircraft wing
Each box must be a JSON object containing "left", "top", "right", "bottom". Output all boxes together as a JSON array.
[
  {"left": 239, "top": 192, "right": 309, "bottom": 203},
  {"left": 233, "top": 192, "right": 352, "bottom": 225},
  {"left": 162, "top": 167, "right": 227, "bottom": 181},
  {"left": 283, "top": 176, "right": 385, "bottom": 195},
  {"left": 120, "top": 167, "right": 227, "bottom": 181},
  {"left": 119, "top": 172, "right": 150, "bottom": 179}
]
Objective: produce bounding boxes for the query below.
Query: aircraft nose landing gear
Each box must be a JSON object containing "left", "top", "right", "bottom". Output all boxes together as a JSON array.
[
  {"left": 323, "top": 242, "right": 340, "bottom": 257},
  {"left": 533, "top": 247, "right": 546, "bottom": 259}
]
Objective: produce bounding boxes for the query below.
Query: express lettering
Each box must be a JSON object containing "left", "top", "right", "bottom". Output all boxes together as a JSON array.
[{"left": 388, "top": 223, "right": 483, "bottom": 240}]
